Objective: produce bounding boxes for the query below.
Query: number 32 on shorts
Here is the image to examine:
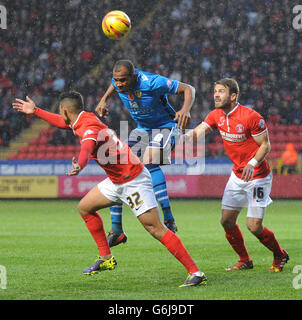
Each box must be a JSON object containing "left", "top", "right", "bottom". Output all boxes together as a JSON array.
[{"left": 126, "top": 192, "right": 144, "bottom": 209}]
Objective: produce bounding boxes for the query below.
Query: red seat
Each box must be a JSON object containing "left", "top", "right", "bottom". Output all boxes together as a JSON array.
[
  {"left": 46, "top": 145, "right": 56, "bottom": 153},
  {"left": 25, "top": 152, "right": 37, "bottom": 160},
  {"left": 29, "top": 138, "right": 40, "bottom": 146},
  {"left": 56, "top": 145, "right": 66, "bottom": 152},
  {"left": 44, "top": 152, "right": 56, "bottom": 159},
  {"left": 19, "top": 145, "right": 30, "bottom": 153},
  {"left": 287, "top": 125, "right": 299, "bottom": 134},
  {"left": 38, "top": 144, "right": 47, "bottom": 153},
  {"left": 65, "top": 145, "right": 76, "bottom": 152},
  {"left": 267, "top": 151, "right": 281, "bottom": 159},
  {"left": 8, "top": 153, "right": 18, "bottom": 160},
  {"left": 38, "top": 135, "right": 49, "bottom": 145}
]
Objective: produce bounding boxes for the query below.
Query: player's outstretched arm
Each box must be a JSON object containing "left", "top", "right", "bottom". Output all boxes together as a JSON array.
[
  {"left": 174, "top": 83, "right": 195, "bottom": 130},
  {"left": 95, "top": 83, "right": 115, "bottom": 118},
  {"left": 13, "top": 96, "right": 68, "bottom": 129},
  {"left": 179, "top": 122, "right": 210, "bottom": 145},
  {"left": 12, "top": 96, "right": 36, "bottom": 114}
]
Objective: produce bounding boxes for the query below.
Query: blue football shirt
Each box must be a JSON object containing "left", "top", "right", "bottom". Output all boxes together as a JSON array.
[{"left": 112, "top": 69, "right": 179, "bottom": 130}]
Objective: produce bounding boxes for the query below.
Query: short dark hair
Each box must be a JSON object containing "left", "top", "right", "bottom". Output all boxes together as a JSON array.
[
  {"left": 215, "top": 78, "right": 240, "bottom": 97},
  {"left": 113, "top": 59, "right": 135, "bottom": 74},
  {"left": 59, "top": 91, "right": 84, "bottom": 111}
]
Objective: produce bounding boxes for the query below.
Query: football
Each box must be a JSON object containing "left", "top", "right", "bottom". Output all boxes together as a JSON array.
[{"left": 102, "top": 10, "right": 131, "bottom": 40}]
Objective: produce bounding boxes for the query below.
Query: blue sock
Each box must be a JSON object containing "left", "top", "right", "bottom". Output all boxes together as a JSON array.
[
  {"left": 110, "top": 204, "right": 124, "bottom": 235},
  {"left": 145, "top": 164, "right": 174, "bottom": 221}
]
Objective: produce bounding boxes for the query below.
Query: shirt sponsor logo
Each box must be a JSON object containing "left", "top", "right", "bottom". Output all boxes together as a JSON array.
[{"left": 219, "top": 130, "right": 247, "bottom": 142}]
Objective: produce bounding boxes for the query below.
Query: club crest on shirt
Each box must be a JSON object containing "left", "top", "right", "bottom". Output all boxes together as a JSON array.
[
  {"left": 235, "top": 124, "right": 245, "bottom": 133},
  {"left": 134, "top": 90, "right": 142, "bottom": 98}
]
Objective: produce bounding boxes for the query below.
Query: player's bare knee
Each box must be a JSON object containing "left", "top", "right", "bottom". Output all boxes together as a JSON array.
[
  {"left": 77, "top": 201, "right": 88, "bottom": 216},
  {"left": 142, "top": 221, "right": 165, "bottom": 240},
  {"left": 220, "top": 216, "right": 235, "bottom": 230},
  {"left": 246, "top": 219, "right": 263, "bottom": 236}
]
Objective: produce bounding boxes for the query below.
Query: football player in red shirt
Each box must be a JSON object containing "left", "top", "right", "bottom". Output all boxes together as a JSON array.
[
  {"left": 184, "top": 78, "right": 288, "bottom": 272},
  {"left": 13, "top": 91, "right": 206, "bottom": 287}
]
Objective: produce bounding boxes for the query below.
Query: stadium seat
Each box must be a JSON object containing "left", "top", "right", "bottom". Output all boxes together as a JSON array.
[
  {"left": 273, "top": 132, "right": 288, "bottom": 143},
  {"left": 209, "top": 143, "right": 224, "bottom": 157},
  {"left": 46, "top": 145, "right": 56, "bottom": 153},
  {"left": 288, "top": 125, "right": 299, "bottom": 134},
  {"left": 29, "top": 138, "right": 40, "bottom": 146},
  {"left": 38, "top": 135, "right": 49, "bottom": 145},
  {"left": 65, "top": 145, "right": 76, "bottom": 152},
  {"left": 18, "top": 145, "right": 30, "bottom": 153},
  {"left": 24, "top": 152, "right": 37, "bottom": 160},
  {"left": 8, "top": 153, "right": 18, "bottom": 160},
  {"left": 267, "top": 151, "right": 281, "bottom": 159},
  {"left": 44, "top": 152, "right": 56, "bottom": 159},
  {"left": 38, "top": 144, "right": 47, "bottom": 153},
  {"left": 56, "top": 145, "right": 66, "bottom": 153}
]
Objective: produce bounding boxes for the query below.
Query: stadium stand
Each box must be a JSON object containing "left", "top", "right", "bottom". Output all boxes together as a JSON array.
[{"left": 1, "top": 0, "right": 301, "bottom": 173}]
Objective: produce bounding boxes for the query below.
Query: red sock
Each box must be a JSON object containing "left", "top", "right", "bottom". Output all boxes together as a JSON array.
[
  {"left": 257, "top": 227, "right": 283, "bottom": 257},
  {"left": 225, "top": 224, "right": 250, "bottom": 262},
  {"left": 160, "top": 230, "right": 199, "bottom": 274},
  {"left": 82, "top": 212, "right": 111, "bottom": 257}
]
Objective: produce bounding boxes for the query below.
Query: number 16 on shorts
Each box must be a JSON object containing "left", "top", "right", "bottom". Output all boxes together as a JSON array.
[{"left": 253, "top": 187, "right": 264, "bottom": 200}]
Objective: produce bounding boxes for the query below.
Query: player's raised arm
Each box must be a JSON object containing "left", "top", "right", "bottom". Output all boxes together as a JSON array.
[
  {"left": 95, "top": 83, "right": 116, "bottom": 118},
  {"left": 13, "top": 96, "right": 69, "bottom": 129},
  {"left": 241, "top": 131, "right": 271, "bottom": 182},
  {"left": 174, "top": 83, "right": 195, "bottom": 130}
]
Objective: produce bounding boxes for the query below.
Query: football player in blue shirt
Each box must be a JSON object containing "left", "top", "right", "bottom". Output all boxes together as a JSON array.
[{"left": 96, "top": 60, "right": 195, "bottom": 247}]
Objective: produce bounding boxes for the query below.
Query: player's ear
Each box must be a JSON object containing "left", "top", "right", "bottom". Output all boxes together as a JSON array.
[
  {"left": 230, "top": 93, "right": 237, "bottom": 103},
  {"left": 59, "top": 104, "right": 68, "bottom": 117}
]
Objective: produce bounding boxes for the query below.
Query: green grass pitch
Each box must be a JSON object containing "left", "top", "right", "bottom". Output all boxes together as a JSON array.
[{"left": 0, "top": 199, "right": 301, "bottom": 300}]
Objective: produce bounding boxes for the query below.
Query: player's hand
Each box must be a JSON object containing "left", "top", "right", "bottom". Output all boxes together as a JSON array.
[
  {"left": 95, "top": 100, "right": 109, "bottom": 118},
  {"left": 174, "top": 109, "right": 191, "bottom": 130},
  {"left": 66, "top": 157, "right": 81, "bottom": 176},
  {"left": 241, "top": 164, "right": 254, "bottom": 182},
  {"left": 12, "top": 96, "right": 36, "bottom": 114}
]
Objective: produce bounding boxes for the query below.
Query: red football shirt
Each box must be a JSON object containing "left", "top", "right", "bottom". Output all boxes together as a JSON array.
[
  {"left": 72, "top": 111, "right": 143, "bottom": 184},
  {"left": 34, "top": 108, "right": 143, "bottom": 184},
  {"left": 203, "top": 103, "right": 271, "bottom": 179}
]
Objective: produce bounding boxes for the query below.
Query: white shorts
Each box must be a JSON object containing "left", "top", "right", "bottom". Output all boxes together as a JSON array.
[
  {"left": 222, "top": 171, "right": 273, "bottom": 219},
  {"left": 97, "top": 166, "right": 158, "bottom": 217}
]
